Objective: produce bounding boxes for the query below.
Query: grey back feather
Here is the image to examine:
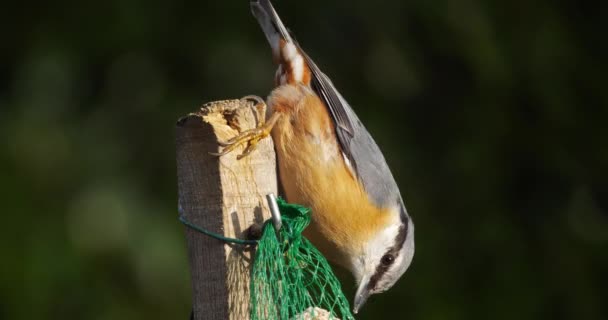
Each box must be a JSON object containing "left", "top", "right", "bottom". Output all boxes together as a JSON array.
[
  {"left": 251, "top": 0, "right": 408, "bottom": 217},
  {"left": 301, "top": 51, "right": 405, "bottom": 212}
]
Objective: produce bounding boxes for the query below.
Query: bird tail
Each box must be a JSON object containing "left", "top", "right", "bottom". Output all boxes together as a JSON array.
[{"left": 250, "top": 0, "right": 294, "bottom": 57}]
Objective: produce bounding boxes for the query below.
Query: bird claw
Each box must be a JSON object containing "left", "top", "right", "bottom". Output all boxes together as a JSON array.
[
  {"left": 211, "top": 95, "right": 278, "bottom": 159},
  {"left": 211, "top": 123, "right": 270, "bottom": 158},
  {"left": 240, "top": 95, "right": 265, "bottom": 108}
]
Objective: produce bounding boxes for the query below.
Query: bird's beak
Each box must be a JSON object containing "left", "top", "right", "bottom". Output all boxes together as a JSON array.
[{"left": 353, "top": 275, "right": 371, "bottom": 314}]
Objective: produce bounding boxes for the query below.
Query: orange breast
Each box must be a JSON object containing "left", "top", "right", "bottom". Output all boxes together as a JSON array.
[{"left": 269, "top": 85, "right": 390, "bottom": 267}]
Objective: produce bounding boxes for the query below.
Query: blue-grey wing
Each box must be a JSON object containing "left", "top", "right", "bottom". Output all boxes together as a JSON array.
[
  {"left": 301, "top": 51, "right": 355, "bottom": 162},
  {"left": 301, "top": 50, "right": 403, "bottom": 209}
]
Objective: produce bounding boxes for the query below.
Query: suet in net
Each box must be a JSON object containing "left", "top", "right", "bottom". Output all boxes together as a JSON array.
[{"left": 250, "top": 197, "right": 355, "bottom": 320}]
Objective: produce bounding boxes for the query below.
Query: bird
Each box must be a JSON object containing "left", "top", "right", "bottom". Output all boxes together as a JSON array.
[{"left": 214, "top": 0, "right": 415, "bottom": 313}]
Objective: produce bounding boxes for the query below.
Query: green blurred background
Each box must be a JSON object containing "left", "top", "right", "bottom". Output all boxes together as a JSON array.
[{"left": 1, "top": 0, "right": 607, "bottom": 319}]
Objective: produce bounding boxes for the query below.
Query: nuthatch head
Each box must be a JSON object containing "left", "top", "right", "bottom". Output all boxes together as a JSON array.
[{"left": 228, "top": 0, "right": 416, "bottom": 313}]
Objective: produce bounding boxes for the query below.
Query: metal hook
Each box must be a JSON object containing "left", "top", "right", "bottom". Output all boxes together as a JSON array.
[{"left": 266, "top": 193, "right": 282, "bottom": 232}]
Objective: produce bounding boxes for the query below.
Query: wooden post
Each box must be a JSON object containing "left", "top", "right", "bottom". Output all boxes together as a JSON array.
[{"left": 176, "top": 99, "right": 278, "bottom": 320}]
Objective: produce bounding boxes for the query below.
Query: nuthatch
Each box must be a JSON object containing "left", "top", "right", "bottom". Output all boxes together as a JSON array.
[{"left": 216, "top": 0, "right": 415, "bottom": 313}]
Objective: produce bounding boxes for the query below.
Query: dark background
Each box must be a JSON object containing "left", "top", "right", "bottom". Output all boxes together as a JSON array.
[{"left": 1, "top": 0, "right": 607, "bottom": 319}]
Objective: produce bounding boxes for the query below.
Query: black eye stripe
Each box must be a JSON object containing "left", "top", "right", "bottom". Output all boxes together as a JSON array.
[
  {"left": 381, "top": 254, "right": 395, "bottom": 265},
  {"left": 367, "top": 223, "right": 409, "bottom": 290}
]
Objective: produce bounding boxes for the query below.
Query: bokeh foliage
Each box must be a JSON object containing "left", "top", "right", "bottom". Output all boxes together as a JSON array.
[{"left": 1, "top": 0, "right": 606, "bottom": 319}]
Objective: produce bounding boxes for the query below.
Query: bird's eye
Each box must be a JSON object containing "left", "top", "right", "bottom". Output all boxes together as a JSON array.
[{"left": 381, "top": 254, "right": 395, "bottom": 266}]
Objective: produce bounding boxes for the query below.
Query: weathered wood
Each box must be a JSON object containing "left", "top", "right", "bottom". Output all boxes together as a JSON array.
[{"left": 176, "top": 99, "right": 277, "bottom": 320}]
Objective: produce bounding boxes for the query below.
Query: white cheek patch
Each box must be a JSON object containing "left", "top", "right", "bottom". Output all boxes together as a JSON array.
[
  {"left": 356, "top": 221, "right": 402, "bottom": 273},
  {"left": 372, "top": 254, "right": 405, "bottom": 293},
  {"left": 365, "top": 225, "right": 401, "bottom": 264}
]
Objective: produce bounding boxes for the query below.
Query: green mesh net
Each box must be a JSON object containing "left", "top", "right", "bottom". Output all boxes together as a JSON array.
[{"left": 250, "top": 198, "right": 355, "bottom": 320}]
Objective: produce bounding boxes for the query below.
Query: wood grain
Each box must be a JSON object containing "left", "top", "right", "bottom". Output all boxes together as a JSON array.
[{"left": 176, "top": 99, "right": 277, "bottom": 320}]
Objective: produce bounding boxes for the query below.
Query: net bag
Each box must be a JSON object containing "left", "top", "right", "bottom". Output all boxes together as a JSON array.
[{"left": 250, "top": 197, "right": 355, "bottom": 320}]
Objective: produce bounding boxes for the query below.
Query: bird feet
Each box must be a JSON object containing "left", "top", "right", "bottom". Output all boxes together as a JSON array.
[{"left": 211, "top": 95, "right": 278, "bottom": 160}]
